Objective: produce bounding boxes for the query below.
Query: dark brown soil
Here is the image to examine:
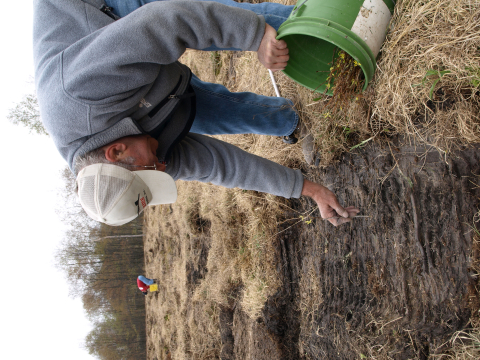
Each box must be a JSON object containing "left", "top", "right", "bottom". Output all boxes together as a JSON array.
[{"left": 218, "top": 137, "right": 480, "bottom": 359}]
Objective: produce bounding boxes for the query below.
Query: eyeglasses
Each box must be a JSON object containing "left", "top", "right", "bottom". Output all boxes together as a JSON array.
[{"left": 122, "top": 163, "right": 158, "bottom": 171}]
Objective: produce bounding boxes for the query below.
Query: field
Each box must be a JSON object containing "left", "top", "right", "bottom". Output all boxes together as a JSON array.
[{"left": 143, "top": 1, "right": 480, "bottom": 359}]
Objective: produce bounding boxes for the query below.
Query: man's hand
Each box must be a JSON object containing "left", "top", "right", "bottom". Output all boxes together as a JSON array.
[
  {"left": 257, "top": 24, "right": 289, "bottom": 71},
  {"left": 301, "top": 179, "right": 360, "bottom": 227}
]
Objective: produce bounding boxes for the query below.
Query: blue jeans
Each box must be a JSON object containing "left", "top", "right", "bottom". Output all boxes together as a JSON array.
[
  {"left": 138, "top": 275, "right": 154, "bottom": 285},
  {"left": 104, "top": 0, "right": 293, "bottom": 32},
  {"left": 104, "top": 0, "right": 297, "bottom": 137}
]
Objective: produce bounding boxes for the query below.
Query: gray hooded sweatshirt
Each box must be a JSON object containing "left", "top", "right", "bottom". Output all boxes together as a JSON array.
[{"left": 33, "top": 0, "right": 304, "bottom": 200}]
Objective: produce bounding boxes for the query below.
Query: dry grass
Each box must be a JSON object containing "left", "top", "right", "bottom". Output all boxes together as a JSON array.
[
  {"left": 144, "top": 188, "right": 223, "bottom": 360},
  {"left": 370, "top": 0, "right": 480, "bottom": 152},
  {"left": 184, "top": 182, "right": 286, "bottom": 316},
  {"left": 144, "top": 179, "right": 297, "bottom": 359},
  {"left": 435, "top": 329, "right": 480, "bottom": 359}
]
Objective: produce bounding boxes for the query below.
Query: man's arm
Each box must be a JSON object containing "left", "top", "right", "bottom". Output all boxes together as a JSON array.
[
  {"left": 166, "top": 133, "right": 304, "bottom": 199},
  {"left": 166, "top": 134, "right": 358, "bottom": 226},
  {"left": 60, "top": 1, "right": 267, "bottom": 99}
]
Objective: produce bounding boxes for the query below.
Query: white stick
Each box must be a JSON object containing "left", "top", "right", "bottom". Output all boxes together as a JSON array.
[
  {"left": 268, "top": 69, "right": 281, "bottom": 97},
  {"left": 322, "top": 215, "right": 370, "bottom": 220}
]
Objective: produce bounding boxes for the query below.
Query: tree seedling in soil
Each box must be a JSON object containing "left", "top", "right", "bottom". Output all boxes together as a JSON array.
[
  {"left": 466, "top": 67, "right": 480, "bottom": 88},
  {"left": 413, "top": 69, "right": 451, "bottom": 99},
  {"left": 350, "top": 136, "right": 374, "bottom": 151}
]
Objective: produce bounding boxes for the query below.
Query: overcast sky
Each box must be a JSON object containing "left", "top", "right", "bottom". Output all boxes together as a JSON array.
[{"left": 0, "top": 2, "right": 95, "bottom": 358}]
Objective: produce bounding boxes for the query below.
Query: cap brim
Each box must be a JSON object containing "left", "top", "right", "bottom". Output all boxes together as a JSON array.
[{"left": 133, "top": 170, "right": 177, "bottom": 205}]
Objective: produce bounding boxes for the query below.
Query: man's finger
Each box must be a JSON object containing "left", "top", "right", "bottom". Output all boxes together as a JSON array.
[
  {"left": 264, "top": 59, "right": 288, "bottom": 71},
  {"left": 270, "top": 52, "right": 289, "bottom": 62},
  {"left": 264, "top": 53, "right": 289, "bottom": 64},
  {"left": 346, "top": 208, "right": 361, "bottom": 218},
  {"left": 273, "top": 39, "right": 288, "bottom": 50},
  {"left": 269, "top": 40, "right": 289, "bottom": 55},
  {"left": 330, "top": 202, "right": 350, "bottom": 218},
  {"left": 269, "top": 61, "right": 288, "bottom": 69},
  {"left": 269, "top": 61, "right": 287, "bottom": 69},
  {"left": 328, "top": 217, "right": 352, "bottom": 227}
]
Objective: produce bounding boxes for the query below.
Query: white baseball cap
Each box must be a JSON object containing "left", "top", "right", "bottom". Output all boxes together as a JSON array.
[{"left": 76, "top": 163, "right": 177, "bottom": 226}]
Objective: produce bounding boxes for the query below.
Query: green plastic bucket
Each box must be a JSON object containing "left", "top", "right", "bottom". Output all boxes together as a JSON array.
[{"left": 277, "top": 0, "right": 395, "bottom": 93}]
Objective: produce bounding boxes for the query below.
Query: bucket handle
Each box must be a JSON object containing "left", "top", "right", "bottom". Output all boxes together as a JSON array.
[{"left": 291, "top": 0, "right": 309, "bottom": 16}]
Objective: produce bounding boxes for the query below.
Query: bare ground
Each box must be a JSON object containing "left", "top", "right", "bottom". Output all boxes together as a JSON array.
[
  {"left": 268, "top": 137, "right": 480, "bottom": 359},
  {"left": 145, "top": 136, "right": 480, "bottom": 359}
]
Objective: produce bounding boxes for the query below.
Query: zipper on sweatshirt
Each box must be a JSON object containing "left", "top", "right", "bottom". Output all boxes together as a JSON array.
[
  {"left": 168, "top": 93, "right": 195, "bottom": 100},
  {"left": 99, "top": 5, "right": 116, "bottom": 20}
]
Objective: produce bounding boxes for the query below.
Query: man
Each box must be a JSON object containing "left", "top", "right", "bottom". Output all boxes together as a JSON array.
[
  {"left": 137, "top": 275, "right": 156, "bottom": 296},
  {"left": 34, "top": 0, "right": 359, "bottom": 226}
]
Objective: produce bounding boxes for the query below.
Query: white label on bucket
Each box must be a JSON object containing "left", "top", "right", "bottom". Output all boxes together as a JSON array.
[{"left": 351, "top": 0, "right": 392, "bottom": 57}]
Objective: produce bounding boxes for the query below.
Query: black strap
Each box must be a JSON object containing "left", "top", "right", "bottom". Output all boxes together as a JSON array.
[{"left": 148, "top": 84, "right": 196, "bottom": 141}]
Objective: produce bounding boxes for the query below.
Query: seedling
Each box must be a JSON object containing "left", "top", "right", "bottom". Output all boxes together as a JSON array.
[
  {"left": 350, "top": 136, "right": 374, "bottom": 151},
  {"left": 466, "top": 67, "right": 480, "bottom": 88},
  {"left": 413, "top": 69, "right": 451, "bottom": 99}
]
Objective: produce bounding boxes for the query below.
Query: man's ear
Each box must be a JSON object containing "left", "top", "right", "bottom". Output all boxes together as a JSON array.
[{"left": 104, "top": 143, "right": 127, "bottom": 163}]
